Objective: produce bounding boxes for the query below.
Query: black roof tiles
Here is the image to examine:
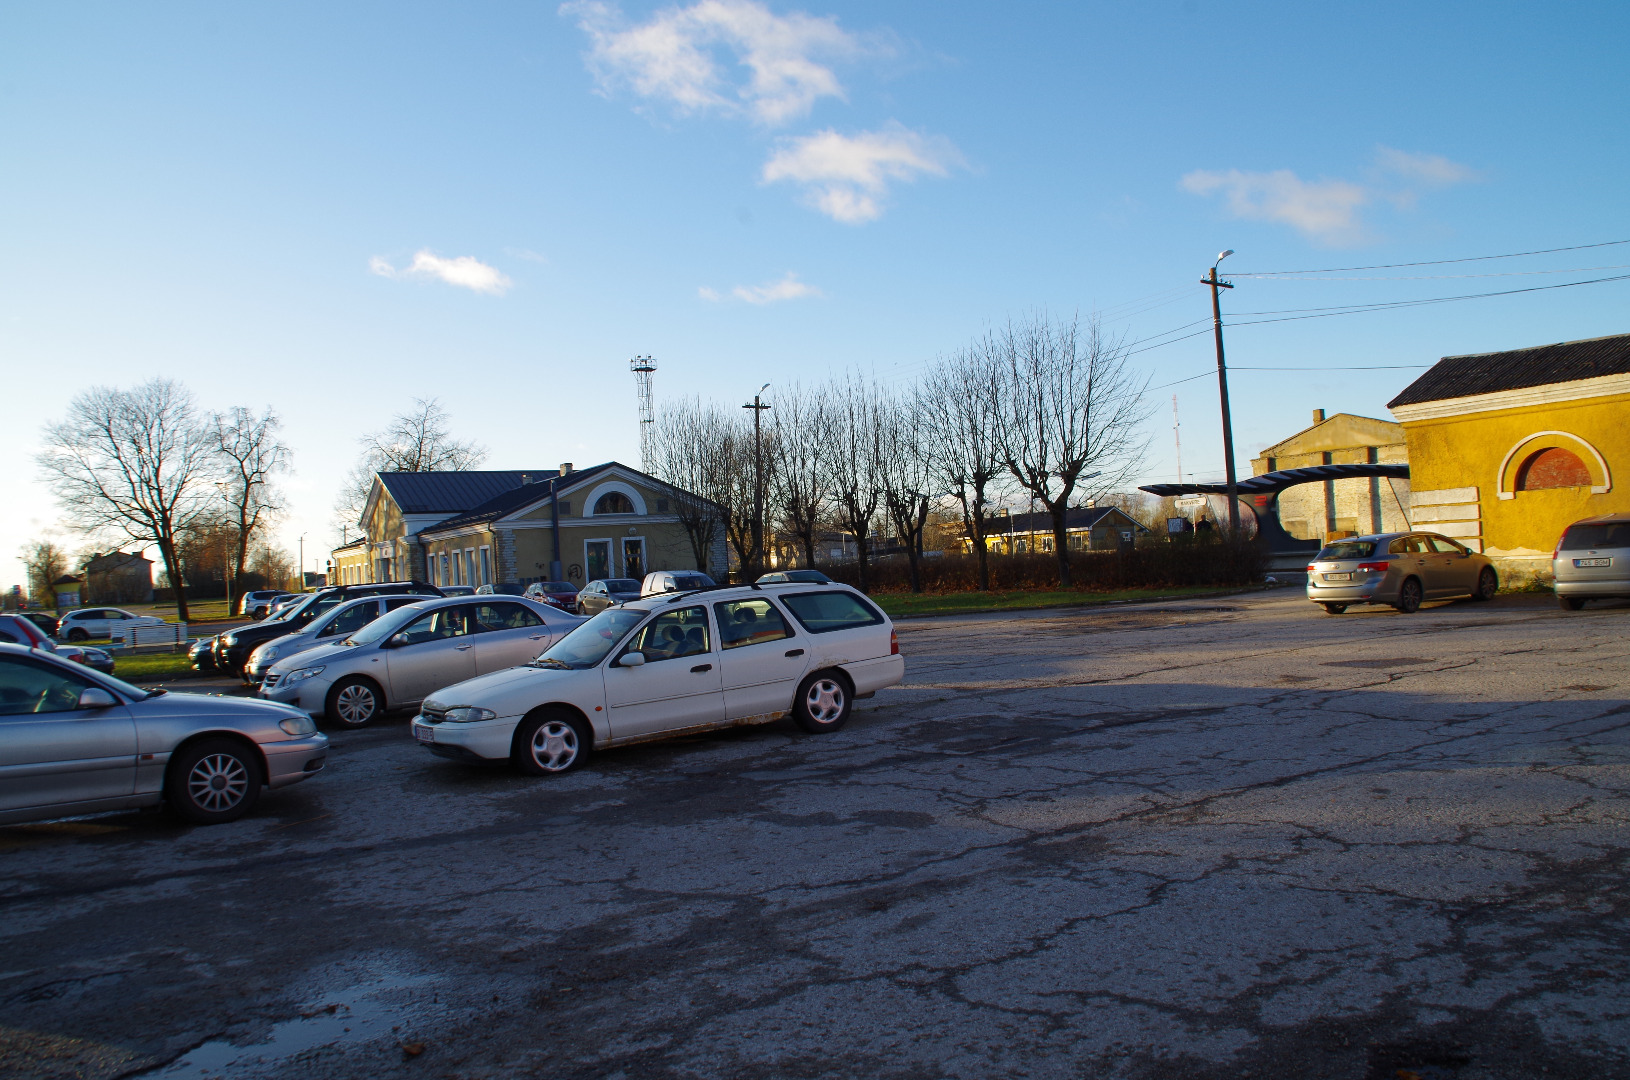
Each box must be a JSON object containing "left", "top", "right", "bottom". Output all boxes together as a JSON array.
[{"left": 1387, "top": 332, "right": 1630, "bottom": 408}]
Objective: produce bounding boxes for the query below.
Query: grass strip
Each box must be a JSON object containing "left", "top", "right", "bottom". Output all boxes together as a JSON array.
[
  {"left": 111, "top": 652, "right": 203, "bottom": 682},
  {"left": 872, "top": 584, "right": 1261, "bottom": 620}
]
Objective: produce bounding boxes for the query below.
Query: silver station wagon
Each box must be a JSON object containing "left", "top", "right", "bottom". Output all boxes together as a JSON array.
[
  {"left": 409, "top": 582, "right": 905, "bottom": 776},
  {"left": 1554, "top": 514, "right": 1630, "bottom": 610},
  {"left": 1307, "top": 531, "right": 1499, "bottom": 614},
  {"left": 0, "top": 642, "right": 328, "bottom": 825}
]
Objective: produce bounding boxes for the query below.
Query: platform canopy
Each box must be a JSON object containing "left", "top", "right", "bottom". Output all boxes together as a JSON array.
[{"left": 1140, "top": 463, "right": 1410, "bottom": 498}]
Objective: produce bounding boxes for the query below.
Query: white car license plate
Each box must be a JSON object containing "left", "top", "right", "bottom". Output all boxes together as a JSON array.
[
  {"left": 1575, "top": 558, "right": 1612, "bottom": 567},
  {"left": 413, "top": 725, "right": 435, "bottom": 744},
  {"left": 1323, "top": 572, "right": 1352, "bottom": 581}
]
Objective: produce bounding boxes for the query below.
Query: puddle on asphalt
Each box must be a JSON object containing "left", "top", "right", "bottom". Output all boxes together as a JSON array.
[{"left": 144, "top": 971, "right": 436, "bottom": 1077}]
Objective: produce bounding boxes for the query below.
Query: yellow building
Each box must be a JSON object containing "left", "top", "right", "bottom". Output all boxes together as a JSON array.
[
  {"left": 1250, "top": 410, "right": 1411, "bottom": 541},
  {"left": 1387, "top": 332, "right": 1630, "bottom": 583}
]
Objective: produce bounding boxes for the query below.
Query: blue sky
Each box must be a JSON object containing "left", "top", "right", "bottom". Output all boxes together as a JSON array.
[{"left": 3, "top": 1, "right": 1628, "bottom": 589}]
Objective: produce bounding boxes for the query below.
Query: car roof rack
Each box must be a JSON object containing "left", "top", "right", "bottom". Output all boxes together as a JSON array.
[{"left": 664, "top": 582, "right": 761, "bottom": 603}]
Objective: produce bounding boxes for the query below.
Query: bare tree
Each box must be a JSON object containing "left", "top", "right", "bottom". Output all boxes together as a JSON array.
[
  {"left": 879, "top": 392, "right": 935, "bottom": 593},
  {"left": 719, "top": 419, "right": 764, "bottom": 579},
  {"left": 335, "top": 398, "right": 487, "bottom": 530},
  {"left": 769, "top": 384, "right": 829, "bottom": 569},
  {"left": 827, "top": 374, "right": 886, "bottom": 593},
  {"left": 21, "top": 540, "right": 69, "bottom": 607},
  {"left": 37, "top": 379, "right": 216, "bottom": 620},
  {"left": 650, "top": 398, "right": 732, "bottom": 575},
  {"left": 919, "top": 341, "right": 1007, "bottom": 590},
  {"left": 997, "top": 314, "right": 1151, "bottom": 587},
  {"left": 212, "top": 406, "right": 289, "bottom": 599}
]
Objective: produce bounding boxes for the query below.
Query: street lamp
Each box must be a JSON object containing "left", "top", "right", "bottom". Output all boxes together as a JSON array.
[{"left": 1202, "top": 249, "right": 1240, "bottom": 534}]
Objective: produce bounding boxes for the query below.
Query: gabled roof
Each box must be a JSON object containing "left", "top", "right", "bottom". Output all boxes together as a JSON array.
[
  {"left": 1387, "top": 332, "right": 1630, "bottom": 408},
  {"left": 375, "top": 470, "right": 565, "bottom": 515},
  {"left": 1257, "top": 412, "right": 1403, "bottom": 458},
  {"left": 424, "top": 462, "right": 617, "bottom": 532},
  {"left": 84, "top": 551, "right": 152, "bottom": 573},
  {"left": 988, "top": 506, "right": 1146, "bottom": 534}
]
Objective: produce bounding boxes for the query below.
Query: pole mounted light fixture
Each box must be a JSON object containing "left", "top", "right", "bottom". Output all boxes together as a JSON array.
[{"left": 1202, "top": 249, "right": 1240, "bottom": 534}]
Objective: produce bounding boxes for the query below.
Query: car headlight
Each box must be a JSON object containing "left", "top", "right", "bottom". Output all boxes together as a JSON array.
[
  {"left": 223, "top": 634, "right": 239, "bottom": 646},
  {"left": 279, "top": 716, "right": 317, "bottom": 736},
  {"left": 282, "top": 665, "right": 325, "bottom": 685},
  {"left": 443, "top": 707, "right": 497, "bottom": 723},
  {"left": 259, "top": 646, "right": 278, "bottom": 662}
]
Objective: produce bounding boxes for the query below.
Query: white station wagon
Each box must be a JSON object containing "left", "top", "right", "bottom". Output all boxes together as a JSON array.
[{"left": 410, "top": 583, "right": 905, "bottom": 775}]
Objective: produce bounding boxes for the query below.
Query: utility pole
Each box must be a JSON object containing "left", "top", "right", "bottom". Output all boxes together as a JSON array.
[
  {"left": 297, "top": 533, "right": 306, "bottom": 591},
  {"left": 1202, "top": 249, "right": 1239, "bottom": 534},
  {"left": 742, "top": 384, "right": 771, "bottom": 579},
  {"left": 1171, "top": 395, "right": 1183, "bottom": 486}
]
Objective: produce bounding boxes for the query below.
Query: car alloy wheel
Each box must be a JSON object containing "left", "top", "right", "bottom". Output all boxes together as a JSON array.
[
  {"left": 793, "top": 671, "right": 852, "bottom": 733},
  {"left": 1472, "top": 566, "right": 1499, "bottom": 601},
  {"left": 530, "top": 721, "right": 580, "bottom": 771},
  {"left": 512, "top": 710, "right": 590, "bottom": 776},
  {"left": 168, "top": 737, "right": 262, "bottom": 825},
  {"left": 189, "top": 753, "right": 250, "bottom": 813},
  {"left": 1395, "top": 577, "right": 1422, "bottom": 614},
  {"left": 328, "top": 678, "right": 382, "bottom": 727}
]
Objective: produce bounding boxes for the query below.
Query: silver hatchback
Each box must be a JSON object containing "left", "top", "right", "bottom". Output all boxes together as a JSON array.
[
  {"left": 1554, "top": 514, "right": 1630, "bottom": 610},
  {"left": 0, "top": 642, "right": 328, "bottom": 825},
  {"left": 1306, "top": 531, "right": 1499, "bottom": 614}
]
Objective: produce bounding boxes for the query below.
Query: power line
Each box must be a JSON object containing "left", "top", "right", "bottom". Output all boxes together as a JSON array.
[
  {"left": 1232, "top": 263, "right": 1630, "bottom": 282},
  {"left": 1226, "top": 271, "right": 1630, "bottom": 326},
  {"left": 1231, "top": 238, "right": 1630, "bottom": 276}
]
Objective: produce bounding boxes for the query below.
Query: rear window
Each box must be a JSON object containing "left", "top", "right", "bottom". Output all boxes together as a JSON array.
[
  {"left": 606, "top": 579, "right": 641, "bottom": 591},
  {"left": 671, "top": 575, "right": 711, "bottom": 590},
  {"left": 1316, "top": 541, "right": 1375, "bottom": 560},
  {"left": 1561, "top": 522, "right": 1630, "bottom": 550},
  {"left": 779, "top": 590, "right": 884, "bottom": 634}
]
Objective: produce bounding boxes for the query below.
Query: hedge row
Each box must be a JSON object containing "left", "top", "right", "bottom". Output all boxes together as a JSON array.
[{"left": 821, "top": 540, "right": 1264, "bottom": 594}]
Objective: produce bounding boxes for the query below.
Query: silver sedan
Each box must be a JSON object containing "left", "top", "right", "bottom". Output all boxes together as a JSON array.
[
  {"left": 0, "top": 642, "right": 329, "bottom": 826},
  {"left": 1306, "top": 531, "right": 1499, "bottom": 614}
]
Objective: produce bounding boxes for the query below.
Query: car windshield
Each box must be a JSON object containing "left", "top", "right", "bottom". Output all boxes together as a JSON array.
[
  {"left": 533, "top": 609, "right": 645, "bottom": 669},
  {"left": 344, "top": 605, "right": 424, "bottom": 647},
  {"left": 543, "top": 582, "right": 574, "bottom": 591},
  {"left": 1561, "top": 522, "right": 1630, "bottom": 550},
  {"left": 1317, "top": 541, "right": 1376, "bottom": 560},
  {"left": 272, "top": 597, "right": 314, "bottom": 621},
  {"left": 606, "top": 579, "right": 641, "bottom": 592}
]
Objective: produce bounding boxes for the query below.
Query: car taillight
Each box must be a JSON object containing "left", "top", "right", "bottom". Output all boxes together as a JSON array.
[
  {"left": 1306, "top": 564, "right": 1317, "bottom": 573},
  {"left": 1355, "top": 561, "right": 1389, "bottom": 573},
  {"left": 890, "top": 629, "right": 899, "bottom": 655}
]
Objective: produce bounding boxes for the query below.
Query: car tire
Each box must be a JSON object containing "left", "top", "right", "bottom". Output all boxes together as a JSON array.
[
  {"left": 326, "top": 677, "right": 384, "bottom": 728},
  {"left": 1394, "top": 577, "right": 1423, "bottom": 614},
  {"left": 1471, "top": 566, "right": 1499, "bottom": 601},
  {"left": 1320, "top": 603, "right": 1347, "bottom": 614},
  {"left": 67, "top": 627, "right": 89, "bottom": 642},
  {"left": 1559, "top": 595, "right": 1586, "bottom": 611},
  {"left": 512, "top": 709, "right": 591, "bottom": 775},
  {"left": 793, "top": 670, "right": 853, "bottom": 734},
  {"left": 167, "top": 737, "right": 262, "bottom": 825}
]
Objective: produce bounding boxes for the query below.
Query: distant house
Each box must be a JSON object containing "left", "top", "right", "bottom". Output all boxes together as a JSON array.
[
  {"left": 52, "top": 575, "right": 82, "bottom": 611},
  {"left": 83, "top": 551, "right": 155, "bottom": 604},
  {"left": 1251, "top": 410, "right": 1411, "bottom": 542},
  {"left": 332, "top": 462, "right": 726, "bottom": 589},
  {"left": 971, "top": 506, "right": 1147, "bottom": 555},
  {"left": 1387, "top": 332, "right": 1630, "bottom": 582}
]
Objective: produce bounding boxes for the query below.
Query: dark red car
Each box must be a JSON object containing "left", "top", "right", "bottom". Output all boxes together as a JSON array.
[{"left": 525, "top": 581, "right": 580, "bottom": 613}]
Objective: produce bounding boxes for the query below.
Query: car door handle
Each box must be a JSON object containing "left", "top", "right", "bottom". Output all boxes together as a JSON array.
[
  {"left": 785, "top": 649, "right": 804, "bottom": 657},
  {"left": 456, "top": 645, "right": 473, "bottom": 651},
  {"left": 529, "top": 635, "right": 546, "bottom": 640},
  {"left": 691, "top": 663, "right": 712, "bottom": 673}
]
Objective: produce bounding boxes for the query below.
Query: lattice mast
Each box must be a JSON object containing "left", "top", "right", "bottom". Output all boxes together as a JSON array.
[{"left": 630, "top": 356, "right": 657, "bottom": 471}]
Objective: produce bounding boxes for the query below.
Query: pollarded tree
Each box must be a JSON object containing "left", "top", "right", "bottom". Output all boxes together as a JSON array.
[
  {"left": 650, "top": 397, "right": 734, "bottom": 576},
  {"left": 769, "top": 383, "right": 829, "bottom": 569},
  {"left": 212, "top": 406, "right": 289, "bottom": 598},
  {"left": 919, "top": 340, "right": 1007, "bottom": 590},
  {"left": 879, "top": 391, "right": 935, "bottom": 593},
  {"left": 827, "top": 373, "right": 886, "bottom": 593}
]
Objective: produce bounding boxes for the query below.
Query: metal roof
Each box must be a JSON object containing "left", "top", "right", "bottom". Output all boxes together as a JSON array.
[
  {"left": 1387, "top": 332, "right": 1630, "bottom": 408},
  {"left": 1140, "top": 463, "right": 1410, "bottom": 498},
  {"left": 986, "top": 506, "right": 1145, "bottom": 534},
  {"left": 425, "top": 463, "right": 617, "bottom": 531},
  {"left": 376, "top": 470, "right": 565, "bottom": 515}
]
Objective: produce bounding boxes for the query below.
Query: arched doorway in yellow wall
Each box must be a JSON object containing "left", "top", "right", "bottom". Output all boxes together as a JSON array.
[{"left": 1496, "top": 431, "right": 1612, "bottom": 500}]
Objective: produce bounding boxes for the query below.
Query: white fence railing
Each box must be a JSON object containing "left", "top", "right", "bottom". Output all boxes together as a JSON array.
[{"left": 108, "top": 621, "right": 188, "bottom": 651}]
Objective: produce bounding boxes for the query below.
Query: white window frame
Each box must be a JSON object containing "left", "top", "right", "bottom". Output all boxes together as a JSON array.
[{"left": 620, "top": 535, "right": 647, "bottom": 579}]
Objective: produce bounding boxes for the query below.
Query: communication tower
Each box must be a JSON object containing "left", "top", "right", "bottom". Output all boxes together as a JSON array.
[{"left": 630, "top": 356, "right": 657, "bottom": 470}]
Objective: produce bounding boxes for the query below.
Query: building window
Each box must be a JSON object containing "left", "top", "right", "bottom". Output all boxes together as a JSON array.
[
  {"left": 595, "top": 492, "right": 634, "bottom": 515},
  {"left": 656, "top": 498, "right": 669, "bottom": 512},
  {"left": 1516, "top": 447, "right": 1591, "bottom": 490},
  {"left": 479, "top": 546, "right": 491, "bottom": 585},
  {"left": 1266, "top": 457, "right": 1277, "bottom": 473}
]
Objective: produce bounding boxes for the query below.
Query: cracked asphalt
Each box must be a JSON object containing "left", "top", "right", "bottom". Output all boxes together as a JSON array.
[{"left": 4, "top": 588, "right": 1629, "bottom": 1079}]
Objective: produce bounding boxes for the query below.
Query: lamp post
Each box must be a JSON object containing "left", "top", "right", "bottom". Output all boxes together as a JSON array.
[
  {"left": 743, "top": 383, "right": 771, "bottom": 579},
  {"left": 1202, "top": 249, "right": 1240, "bottom": 534},
  {"left": 298, "top": 533, "right": 306, "bottom": 592}
]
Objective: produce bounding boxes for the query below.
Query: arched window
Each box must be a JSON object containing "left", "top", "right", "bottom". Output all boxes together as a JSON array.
[
  {"left": 594, "top": 491, "right": 635, "bottom": 515},
  {"left": 1516, "top": 447, "right": 1591, "bottom": 490}
]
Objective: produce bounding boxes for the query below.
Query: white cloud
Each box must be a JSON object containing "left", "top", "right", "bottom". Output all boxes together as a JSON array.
[
  {"left": 698, "top": 285, "right": 722, "bottom": 301},
  {"left": 370, "top": 250, "right": 512, "bottom": 295},
  {"left": 698, "top": 272, "right": 821, "bottom": 304},
  {"left": 762, "top": 124, "right": 962, "bottom": 223},
  {"left": 1374, "top": 146, "right": 1481, "bottom": 187},
  {"left": 563, "top": 0, "right": 865, "bottom": 126},
  {"left": 1181, "top": 169, "right": 1370, "bottom": 245}
]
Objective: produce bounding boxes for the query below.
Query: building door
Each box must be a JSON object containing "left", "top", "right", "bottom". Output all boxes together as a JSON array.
[
  {"left": 586, "top": 541, "right": 610, "bottom": 581},
  {"left": 622, "top": 537, "right": 645, "bottom": 580}
]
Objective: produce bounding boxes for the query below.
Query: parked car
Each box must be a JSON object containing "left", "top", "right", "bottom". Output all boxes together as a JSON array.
[
  {"left": 475, "top": 582, "right": 528, "bottom": 596},
  {"left": 1554, "top": 514, "right": 1630, "bottom": 610},
  {"left": 239, "top": 590, "right": 292, "bottom": 619},
  {"left": 640, "top": 570, "right": 716, "bottom": 597},
  {"left": 212, "top": 581, "right": 442, "bottom": 676},
  {"left": 0, "top": 615, "right": 114, "bottom": 674},
  {"left": 189, "top": 636, "right": 218, "bottom": 672},
  {"left": 259, "top": 596, "right": 582, "bottom": 727},
  {"left": 0, "top": 642, "right": 329, "bottom": 825},
  {"left": 17, "top": 611, "right": 59, "bottom": 638},
  {"left": 439, "top": 585, "right": 477, "bottom": 597},
  {"left": 410, "top": 582, "right": 904, "bottom": 775},
  {"left": 1306, "top": 531, "right": 1499, "bottom": 614},
  {"left": 576, "top": 578, "right": 643, "bottom": 616},
  {"left": 524, "top": 581, "right": 580, "bottom": 612},
  {"left": 244, "top": 593, "right": 434, "bottom": 683},
  {"left": 57, "top": 607, "right": 167, "bottom": 642},
  {"left": 757, "top": 569, "right": 832, "bottom": 584},
  {"left": 268, "top": 595, "right": 305, "bottom": 617}
]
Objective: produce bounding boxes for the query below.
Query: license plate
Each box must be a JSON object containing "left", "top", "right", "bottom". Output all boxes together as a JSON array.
[
  {"left": 1575, "top": 558, "right": 1612, "bottom": 567},
  {"left": 1323, "top": 572, "right": 1352, "bottom": 581},
  {"left": 413, "top": 725, "right": 435, "bottom": 744}
]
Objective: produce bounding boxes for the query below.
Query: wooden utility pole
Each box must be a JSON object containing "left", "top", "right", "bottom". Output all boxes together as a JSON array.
[
  {"left": 1202, "top": 251, "right": 1239, "bottom": 533},
  {"left": 742, "top": 384, "right": 771, "bottom": 579}
]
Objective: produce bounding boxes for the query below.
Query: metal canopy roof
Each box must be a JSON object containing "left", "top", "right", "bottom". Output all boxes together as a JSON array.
[{"left": 1140, "top": 463, "right": 1409, "bottom": 498}]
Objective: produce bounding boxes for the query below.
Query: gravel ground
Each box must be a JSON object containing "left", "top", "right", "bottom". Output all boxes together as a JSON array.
[{"left": 2, "top": 588, "right": 1628, "bottom": 1079}]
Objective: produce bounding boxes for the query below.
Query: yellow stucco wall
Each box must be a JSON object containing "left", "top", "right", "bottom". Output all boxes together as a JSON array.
[{"left": 1399, "top": 389, "right": 1630, "bottom": 580}]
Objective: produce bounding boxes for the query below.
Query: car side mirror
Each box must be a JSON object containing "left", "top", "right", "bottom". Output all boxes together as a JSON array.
[
  {"left": 617, "top": 651, "right": 647, "bottom": 668},
  {"left": 78, "top": 687, "right": 118, "bottom": 709},
  {"left": 385, "top": 633, "right": 407, "bottom": 649}
]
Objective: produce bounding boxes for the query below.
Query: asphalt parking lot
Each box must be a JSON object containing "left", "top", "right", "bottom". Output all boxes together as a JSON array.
[{"left": 4, "top": 588, "right": 1629, "bottom": 1080}]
